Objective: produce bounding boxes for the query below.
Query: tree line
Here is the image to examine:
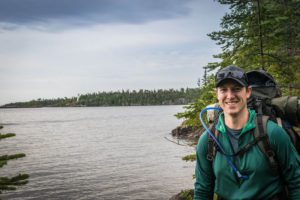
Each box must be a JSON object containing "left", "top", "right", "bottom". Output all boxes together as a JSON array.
[{"left": 1, "top": 88, "right": 201, "bottom": 108}]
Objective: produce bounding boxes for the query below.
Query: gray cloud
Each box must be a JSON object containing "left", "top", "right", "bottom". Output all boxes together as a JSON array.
[{"left": 0, "top": 0, "right": 192, "bottom": 27}]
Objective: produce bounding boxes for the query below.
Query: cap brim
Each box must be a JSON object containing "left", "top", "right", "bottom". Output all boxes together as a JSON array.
[{"left": 216, "top": 78, "right": 247, "bottom": 87}]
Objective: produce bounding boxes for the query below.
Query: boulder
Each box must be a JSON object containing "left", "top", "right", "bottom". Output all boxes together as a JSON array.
[{"left": 171, "top": 125, "right": 202, "bottom": 142}]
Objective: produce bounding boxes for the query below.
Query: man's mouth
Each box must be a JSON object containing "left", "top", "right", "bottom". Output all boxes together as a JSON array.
[{"left": 225, "top": 101, "right": 239, "bottom": 105}]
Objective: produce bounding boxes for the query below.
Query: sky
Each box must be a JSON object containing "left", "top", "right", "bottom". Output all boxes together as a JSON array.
[{"left": 0, "top": 0, "right": 228, "bottom": 105}]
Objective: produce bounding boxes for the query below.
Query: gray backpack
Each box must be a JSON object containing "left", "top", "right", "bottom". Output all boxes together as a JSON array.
[{"left": 246, "top": 69, "right": 300, "bottom": 153}]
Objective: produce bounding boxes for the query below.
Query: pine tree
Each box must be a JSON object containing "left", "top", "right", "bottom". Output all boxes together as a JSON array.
[
  {"left": 208, "top": 0, "right": 300, "bottom": 85},
  {"left": 0, "top": 125, "right": 29, "bottom": 194}
]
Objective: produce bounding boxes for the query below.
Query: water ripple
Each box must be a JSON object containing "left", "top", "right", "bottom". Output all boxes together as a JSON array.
[{"left": 0, "top": 106, "right": 194, "bottom": 200}]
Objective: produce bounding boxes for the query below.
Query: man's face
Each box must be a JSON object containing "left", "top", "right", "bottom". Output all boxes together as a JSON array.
[{"left": 216, "top": 80, "right": 251, "bottom": 117}]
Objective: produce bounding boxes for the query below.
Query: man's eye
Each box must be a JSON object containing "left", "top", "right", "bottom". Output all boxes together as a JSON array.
[{"left": 233, "top": 87, "right": 242, "bottom": 92}]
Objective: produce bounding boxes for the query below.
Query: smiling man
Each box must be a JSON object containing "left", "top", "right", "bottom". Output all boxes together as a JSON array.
[
  {"left": 193, "top": 65, "right": 300, "bottom": 200},
  {"left": 215, "top": 66, "right": 251, "bottom": 128}
]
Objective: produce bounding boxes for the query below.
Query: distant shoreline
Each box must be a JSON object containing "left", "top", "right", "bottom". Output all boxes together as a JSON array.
[
  {"left": 0, "top": 104, "right": 189, "bottom": 109},
  {"left": 1, "top": 88, "right": 200, "bottom": 109}
]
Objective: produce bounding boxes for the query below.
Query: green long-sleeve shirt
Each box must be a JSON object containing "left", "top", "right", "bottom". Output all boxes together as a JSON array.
[{"left": 194, "top": 110, "right": 300, "bottom": 200}]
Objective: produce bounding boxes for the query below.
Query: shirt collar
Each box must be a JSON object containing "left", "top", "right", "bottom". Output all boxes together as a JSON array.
[{"left": 216, "top": 109, "right": 256, "bottom": 135}]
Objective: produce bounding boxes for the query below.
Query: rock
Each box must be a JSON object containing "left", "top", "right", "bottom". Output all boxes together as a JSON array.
[
  {"left": 171, "top": 125, "right": 202, "bottom": 142},
  {"left": 169, "top": 193, "right": 182, "bottom": 200},
  {"left": 169, "top": 189, "right": 194, "bottom": 200},
  {"left": 171, "top": 125, "right": 193, "bottom": 137}
]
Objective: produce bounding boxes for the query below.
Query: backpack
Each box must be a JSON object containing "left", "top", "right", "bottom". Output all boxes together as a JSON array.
[{"left": 246, "top": 69, "right": 300, "bottom": 155}]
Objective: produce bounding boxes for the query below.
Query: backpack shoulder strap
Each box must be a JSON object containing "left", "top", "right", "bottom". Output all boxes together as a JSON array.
[
  {"left": 207, "top": 124, "right": 218, "bottom": 200},
  {"left": 207, "top": 130, "right": 214, "bottom": 162},
  {"left": 255, "top": 115, "right": 279, "bottom": 172},
  {"left": 207, "top": 124, "right": 219, "bottom": 161}
]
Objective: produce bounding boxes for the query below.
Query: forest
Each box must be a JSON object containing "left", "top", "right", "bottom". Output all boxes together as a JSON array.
[{"left": 0, "top": 88, "right": 201, "bottom": 108}]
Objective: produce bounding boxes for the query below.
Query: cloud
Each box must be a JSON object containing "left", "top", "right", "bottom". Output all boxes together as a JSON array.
[
  {"left": 0, "top": 0, "right": 192, "bottom": 29},
  {"left": 0, "top": 1, "right": 228, "bottom": 105}
]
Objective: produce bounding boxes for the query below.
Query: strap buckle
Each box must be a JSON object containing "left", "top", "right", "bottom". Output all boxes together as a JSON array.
[
  {"left": 266, "top": 150, "right": 275, "bottom": 157},
  {"left": 206, "top": 154, "right": 213, "bottom": 161}
]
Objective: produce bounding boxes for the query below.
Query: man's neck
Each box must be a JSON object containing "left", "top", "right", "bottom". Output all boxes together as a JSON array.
[{"left": 224, "top": 109, "right": 249, "bottom": 130}]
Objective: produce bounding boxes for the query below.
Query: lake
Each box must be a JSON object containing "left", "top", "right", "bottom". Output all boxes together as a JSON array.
[{"left": 0, "top": 106, "right": 195, "bottom": 200}]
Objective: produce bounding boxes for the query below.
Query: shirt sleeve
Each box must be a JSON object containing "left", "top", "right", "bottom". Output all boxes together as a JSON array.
[
  {"left": 194, "top": 132, "right": 215, "bottom": 200},
  {"left": 268, "top": 121, "right": 300, "bottom": 200}
]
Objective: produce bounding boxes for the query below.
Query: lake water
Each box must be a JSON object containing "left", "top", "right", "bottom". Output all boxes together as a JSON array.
[{"left": 0, "top": 106, "right": 195, "bottom": 200}]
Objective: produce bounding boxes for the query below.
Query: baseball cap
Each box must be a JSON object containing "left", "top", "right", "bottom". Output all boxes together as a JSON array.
[{"left": 215, "top": 65, "right": 248, "bottom": 87}]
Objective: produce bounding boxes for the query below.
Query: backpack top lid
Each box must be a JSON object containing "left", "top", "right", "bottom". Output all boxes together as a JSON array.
[{"left": 246, "top": 69, "right": 281, "bottom": 99}]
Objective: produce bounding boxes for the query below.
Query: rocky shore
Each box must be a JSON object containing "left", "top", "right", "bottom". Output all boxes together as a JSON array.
[
  {"left": 168, "top": 125, "right": 202, "bottom": 200},
  {"left": 171, "top": 125, "right": 203, "bottom": 144},
  {"left": 169, "top": 189, "right": 194, "bottom": 200}
]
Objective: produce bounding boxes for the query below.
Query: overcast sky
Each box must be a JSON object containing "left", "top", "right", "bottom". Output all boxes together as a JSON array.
[{"left": 0, "top": 0, "right": 228, "bottom": 105}]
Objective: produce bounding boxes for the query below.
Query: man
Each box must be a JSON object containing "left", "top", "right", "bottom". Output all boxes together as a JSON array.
[{"left": 194, "top": 65, "right": 300, "bottom": 200}]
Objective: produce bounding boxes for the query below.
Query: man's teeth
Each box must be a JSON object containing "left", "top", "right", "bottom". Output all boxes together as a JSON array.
[{"left": 226, "top": 102, "right": 238, "bottom": 105}]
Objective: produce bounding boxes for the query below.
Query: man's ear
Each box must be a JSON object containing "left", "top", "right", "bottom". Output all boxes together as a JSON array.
[
  {"left": 214, "top": 87, "right": 218, "bottom": 95},
  {"left": 246, "top": 87, "right": 252, "bottom": 99}
]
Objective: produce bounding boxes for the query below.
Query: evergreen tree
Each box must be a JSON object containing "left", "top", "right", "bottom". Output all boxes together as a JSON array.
[
  {"left": 202, "top": 66, "right": 208, "bottom": 86},
  {"left": 208, "top": 0, "right": 300, "bottom": 85},
  {"left": 175, "top": 75, "right": 216, "bottom": 128},
  {"left": 0, "top": 126, "right": 29, "bottom": 194}
]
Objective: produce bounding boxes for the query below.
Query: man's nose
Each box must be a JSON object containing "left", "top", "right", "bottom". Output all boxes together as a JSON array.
[{"left": 226, "top": 89, "right": 236, "bottom": 98}]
